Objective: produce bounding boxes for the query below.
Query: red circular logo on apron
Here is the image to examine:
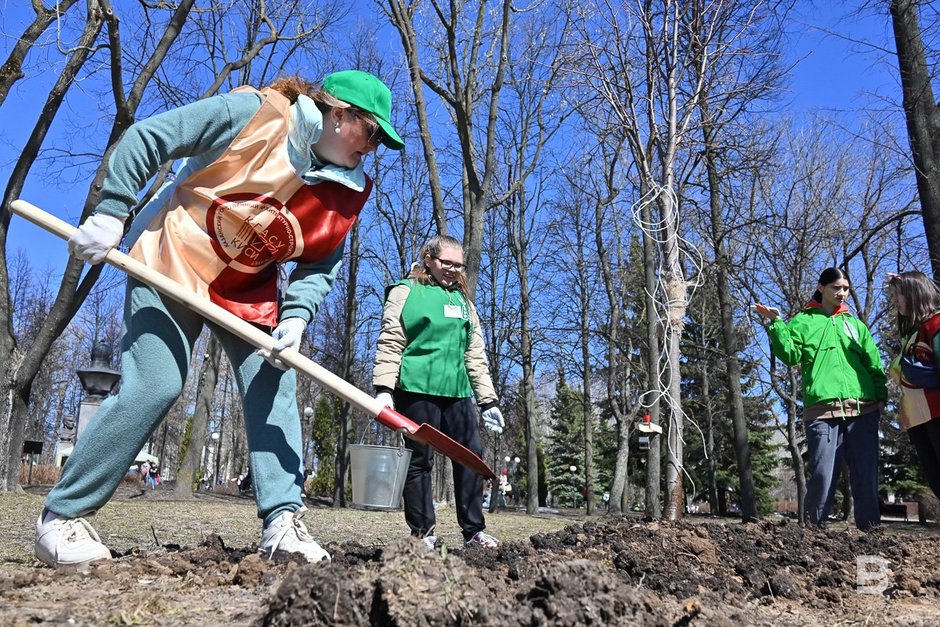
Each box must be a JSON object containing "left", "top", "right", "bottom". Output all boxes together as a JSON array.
[{"left": 205, "top": 193, "right": 296, "bottom": 269}]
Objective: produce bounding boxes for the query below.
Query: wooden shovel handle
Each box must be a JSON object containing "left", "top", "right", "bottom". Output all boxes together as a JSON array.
[
  {"left": 13, "top": 199, "right": 495, "bottom": 478},
  {"left": 11, "top": 199, "right": 388, "bottom": 418}
]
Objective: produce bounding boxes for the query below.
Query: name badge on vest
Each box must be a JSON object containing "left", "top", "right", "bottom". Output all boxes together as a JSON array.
[{"left": 444, "top": 305, "right": 463, "bottom": 318}]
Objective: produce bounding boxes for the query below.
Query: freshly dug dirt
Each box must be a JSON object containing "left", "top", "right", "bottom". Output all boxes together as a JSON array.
[
  {"left": 261, "top": 518, "right": 940, "bottom": 626},
  {"left": 2, "top": 488, "right": 939, "bottom": 626}
]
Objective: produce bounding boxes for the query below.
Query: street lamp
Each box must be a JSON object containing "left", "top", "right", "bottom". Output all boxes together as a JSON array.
[{"left": 569, "top": 465, "right": 578, "bottom": 509}]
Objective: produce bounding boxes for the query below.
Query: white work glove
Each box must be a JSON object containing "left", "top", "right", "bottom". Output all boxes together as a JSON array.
[
  {"left": 375, "top": 391, "right": 394, "bottom": 410},
  {"left": 482, "top": 407, "right": 504, "bottom": 434},
  {"left": 257, "top": 317, "right": 307, "bottom": 370},
  {"left": 67, "top": 214, "right": 124, "bottom": 264}
]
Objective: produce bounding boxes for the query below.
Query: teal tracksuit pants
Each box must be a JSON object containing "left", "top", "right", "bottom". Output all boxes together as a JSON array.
[{"left": 45, "top": 278, "right": 304, "bottom": 526}]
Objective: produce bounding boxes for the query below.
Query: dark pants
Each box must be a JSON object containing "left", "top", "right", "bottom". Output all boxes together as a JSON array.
[
  {"left": 394, "top": 389, "right": 485, "bottom": 541},
  {"left": 908, "top": 419, "right": 940, "bottom": 499},
  {"left": 804, "top": 411, "right": 881, "bottom": 530}
]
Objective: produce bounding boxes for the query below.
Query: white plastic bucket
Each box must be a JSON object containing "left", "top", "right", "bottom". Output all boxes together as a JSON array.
[{"left": 349, "top": 441, "right": 412, "bottom": 510}]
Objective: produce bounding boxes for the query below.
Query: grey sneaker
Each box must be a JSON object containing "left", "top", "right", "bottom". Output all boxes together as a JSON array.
[
  {"left": 465, "top": 531, "right": 499, "bottom": 548},
  {"left": 421, "top": 534, "right": 437, "bottom": 549},
  {"left": 259, "top": 507, "right": 330, "bottom": 563},
  {"left": 35, "top": 511, "right": 111, "bottom": 569}
]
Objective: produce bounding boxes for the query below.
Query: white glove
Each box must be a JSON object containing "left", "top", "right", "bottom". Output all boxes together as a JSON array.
[
  {"left": 482, "top": 407, "right": 504, "bottom": 434},
  {"left": 257, "top": 318, "right": 307, "bottom": 370},
  {"left": 375, "top": 392, "right": 394, "bottom": 410},
  {"left": 67, "top": 214, "right": 124, "bottom": 264}
]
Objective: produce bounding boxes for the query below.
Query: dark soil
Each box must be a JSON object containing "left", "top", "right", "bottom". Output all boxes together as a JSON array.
[
  {"left": 3, "top": 490, "right": 940, "bottom": 626},
  {"left": 260, "top": 518, "right": 940, "bottom": 626}
]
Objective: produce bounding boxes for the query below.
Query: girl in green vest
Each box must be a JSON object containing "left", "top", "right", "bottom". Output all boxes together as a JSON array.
[{"left": 373, "top": 235, "right": 505, "bottom": 548}]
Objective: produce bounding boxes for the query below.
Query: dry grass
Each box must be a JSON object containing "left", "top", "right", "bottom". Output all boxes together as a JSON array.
[{"left": 0, "top": 486, "right": 588, "bottom": 566}]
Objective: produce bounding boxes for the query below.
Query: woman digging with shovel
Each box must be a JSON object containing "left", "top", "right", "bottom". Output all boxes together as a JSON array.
[
  {"left": 373, "top": 234, "right": 505, "bottom": 549},
  {"left": 34, "top": 70, "right": 404, "bottom": 569}
]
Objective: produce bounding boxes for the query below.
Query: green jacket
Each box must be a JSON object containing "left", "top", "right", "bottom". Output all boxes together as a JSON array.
[{"left": 766, "top": 303, "right": 887, "bottom": 408}]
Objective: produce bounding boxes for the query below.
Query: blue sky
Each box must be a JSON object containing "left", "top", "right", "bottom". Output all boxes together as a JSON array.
[{"left": 0, "top": 2, "right": 905, "bottom": 276}]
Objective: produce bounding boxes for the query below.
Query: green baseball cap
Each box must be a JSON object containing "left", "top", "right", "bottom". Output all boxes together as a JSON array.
[{"left": 322, "top": 70, "right": 404, "bottom": 150}]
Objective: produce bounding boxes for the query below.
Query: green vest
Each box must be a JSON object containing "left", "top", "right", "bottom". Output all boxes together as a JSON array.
[{"left": 391, "top": 279, "right": 473, "bottom": 398}]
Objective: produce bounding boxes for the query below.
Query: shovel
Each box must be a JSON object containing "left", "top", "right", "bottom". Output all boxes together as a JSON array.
[{"left": 11, "top": 199, "right": 495, "bottom": 479}]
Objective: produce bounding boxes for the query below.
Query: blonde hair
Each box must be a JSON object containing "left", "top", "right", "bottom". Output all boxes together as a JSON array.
[{"left": 408, "top": 234, "right": 469, "bottom": 298}]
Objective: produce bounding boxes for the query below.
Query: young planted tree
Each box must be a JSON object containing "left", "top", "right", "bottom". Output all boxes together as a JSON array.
[{"left": 573, "top": 0, "right": 712, "bottom": 519}]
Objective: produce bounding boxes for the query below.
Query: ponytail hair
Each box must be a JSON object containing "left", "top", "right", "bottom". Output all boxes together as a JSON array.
[{"left": 267, "top": 75, "right": 356, "bottom": 113}]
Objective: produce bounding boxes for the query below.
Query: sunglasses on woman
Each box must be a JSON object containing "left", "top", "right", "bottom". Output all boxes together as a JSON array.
[{"left": 351, "top": 109, "right": 385, "bottom": 146}]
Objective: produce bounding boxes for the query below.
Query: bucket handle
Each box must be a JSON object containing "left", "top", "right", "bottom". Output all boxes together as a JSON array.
[{"left": 360, "top": 420, "right": 408, "bottom": 453}]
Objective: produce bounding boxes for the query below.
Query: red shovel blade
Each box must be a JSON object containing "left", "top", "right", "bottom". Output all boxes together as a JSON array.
[{"left": 376, "top": 408, "right": 496, "bottom": 479}]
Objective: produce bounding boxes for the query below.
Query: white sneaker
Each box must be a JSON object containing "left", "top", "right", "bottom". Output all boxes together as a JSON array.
[
  {"left": 421, "top": 534, "right": 437, "bottom": 550},
  {"left": 35, "top": 511, "right": 111, "bottom": 569},
  {"left": 259, "top": 507, "right": 330, "bottom": 563},
  {"left": 464, "top": 531, "right": 499, "bottom": 548}
]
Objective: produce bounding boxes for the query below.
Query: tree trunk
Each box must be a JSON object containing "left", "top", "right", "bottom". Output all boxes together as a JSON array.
[
  {"left": 703, "top": 365, "right": 719, "bottom": 514},
  {"left": 506, "top": 186, "right": 540, "bottom": 515},
  {"left": 176, "top": 335, "right": 222, "bottom": 495},
  {"left": 890, "top": 0, "right": 940, "bottom": 279},
  {"left": 334, "top": 222, "right": 361, "bottom": 508},
  {"left": 661, "top": 189, "right": 688, "bottom": 521},
  {"left": 784, "top": 369, "right": 807, "bottom": 522},
  {"left": 701, "top": 112, "right": 759, "bottom": 522}
]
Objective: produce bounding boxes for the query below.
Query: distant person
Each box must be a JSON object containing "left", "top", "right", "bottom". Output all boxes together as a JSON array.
[
  {"left": 33, "top": 70, "right": 404, "bottom": 569},
  {"left": 753, "top": 267, "right": 886, "bottom": 530},
  {"left": 238, "top": 469, "right": 253, "bottom": 495},
  {"left": 138, "top": 461, "right": 151, "bottom": 490},
  {"left": 373, "top": 234, "right": 505, "bottom": 549},
  {"left": 888, "top": 271, "right": 940, "bottom": 500}
]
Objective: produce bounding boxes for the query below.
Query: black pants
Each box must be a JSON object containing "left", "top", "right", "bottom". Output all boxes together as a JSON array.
[
  {"left": 909, "top": 419, "right": 940, "bottom": 499},
  {"left": 394, "top": 389, "right": 485, "bottom": 541}
]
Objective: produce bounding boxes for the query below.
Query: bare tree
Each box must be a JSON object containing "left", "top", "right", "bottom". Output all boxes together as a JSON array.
[
  {"left": 385, "top": 0, "right": 573, "bottom": 513},
  {"left": 690, "top": 0, "right": 790, "bottom": 522},
  {"left": 0, "top": 0, "right": 81, "bottom": 106},
  {"left": 890, "top": 0, "right": 940, "bottom": 277}
]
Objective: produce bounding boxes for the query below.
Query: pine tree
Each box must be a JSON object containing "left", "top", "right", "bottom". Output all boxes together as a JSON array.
[
  {"left": 545, "top": 372, "right": 585, "bottom": 508},
  {"left": 305, "top": 396, "right": 336, "bottom": 497}
]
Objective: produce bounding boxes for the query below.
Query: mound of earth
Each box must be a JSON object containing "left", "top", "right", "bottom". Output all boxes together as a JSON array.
[
  {"left": 261, "top": 517, "right": 940, "bottom": 625},
  {"left": 4, "top": 515, "right": 940, "bottom": 625}
]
